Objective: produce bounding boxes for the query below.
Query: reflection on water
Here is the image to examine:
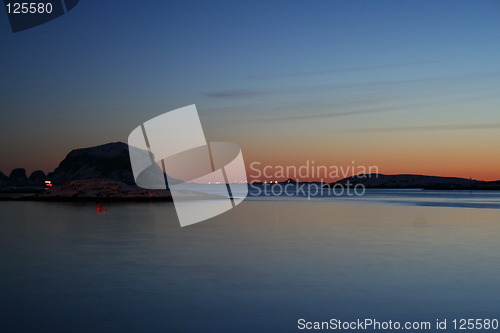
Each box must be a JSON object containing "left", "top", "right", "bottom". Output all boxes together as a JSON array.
[{"left": 1, "top": 193, "right": 500, "bottom": 332}]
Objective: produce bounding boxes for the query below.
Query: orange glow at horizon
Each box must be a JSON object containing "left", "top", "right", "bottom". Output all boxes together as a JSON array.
[{"left": 240, "top": 129, "right": 500, "bottom": 182}]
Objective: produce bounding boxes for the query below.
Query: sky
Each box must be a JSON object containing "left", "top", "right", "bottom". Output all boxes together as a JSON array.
[{"left": 1, "top": 0, "right": 500, "bottom": 181}]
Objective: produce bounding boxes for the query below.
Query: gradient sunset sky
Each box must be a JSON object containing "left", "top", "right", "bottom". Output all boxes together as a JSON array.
[{"left": 1, "top": 0, "right": 500, "bottom": 181}]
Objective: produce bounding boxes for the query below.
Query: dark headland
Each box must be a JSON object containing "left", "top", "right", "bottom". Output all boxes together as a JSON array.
[{"left": 0, "top": 142, "right": 171, "bottom": 201}]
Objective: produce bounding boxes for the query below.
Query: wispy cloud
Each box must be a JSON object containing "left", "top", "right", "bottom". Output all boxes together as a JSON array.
[
  {"left": 218, "top": 91, "right": 500, "bottom": 124},
  {"left": 350, "top": 123, "right": 500, "bottom": 133},
  {"left": 49, "top": 105, "right": 169, "bottom": 114},
  {"left": 204, "top": 77, "right": 430, "bottom": 100},
  {"left": 263, "top": 105, "right": 414, "bottom": 122},
  {"left": 205, "top": 89, "right": 269, "bottom": 99},
  {"left": 247, "top": 60, "right": 441, "bottom": 80},
  {"left": 205, "top": 71, "right": 500, "bottom": 100},
  {"left": 228, "top": 103, "right": 424, "bottom": 124}
]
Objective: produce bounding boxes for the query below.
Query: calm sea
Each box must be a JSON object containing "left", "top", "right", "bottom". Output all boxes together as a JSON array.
[{"left": 1, "top": 190, "right": 500, "bottom": 332}]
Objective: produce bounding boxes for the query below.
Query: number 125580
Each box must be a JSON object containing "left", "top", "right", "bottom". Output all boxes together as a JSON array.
[
  {"left": 452, "top": 319, "right": 499, "bottom": 330},
  {"left": 6, "top": 2, "right": 53, "bottom": 14}
]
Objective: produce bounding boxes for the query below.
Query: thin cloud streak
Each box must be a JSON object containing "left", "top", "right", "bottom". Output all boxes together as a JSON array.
[
  {"left": 221, "top": 92, "right": 500, "bottom": 124},
  {"left": 49, "top": 105, "right": 170, "bottom": 114},
  {"left": 205, "top": 71, "right": 500, "bottom": 100},
  {"left": 226, "top": 103, "right": 424, "bottom": 124},
  {"left": 247, "top": 60, "right": 441, "bottom": 80},
  {"left": 205, "top": 89, "right": 269, "bottom": 99},
  {"left": 203, "top": 89, "right": 500, "bottom": 115},
  {"left": 205, "top": 77, "right": 432, "bottom": 100},
  {"left": 264, "top": 104, "right": 421, "bottom": 122},
  {"left": 350, "top": 123, "right": 500, "bottom": 133}
]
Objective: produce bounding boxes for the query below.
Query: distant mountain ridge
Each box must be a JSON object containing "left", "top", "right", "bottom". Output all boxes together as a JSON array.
[{"left": 326, "top": 173, "right": 500, "bottom": 190}]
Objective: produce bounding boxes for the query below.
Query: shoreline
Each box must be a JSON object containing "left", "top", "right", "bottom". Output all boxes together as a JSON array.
[
  {"left": 0, "top": 194, "right": 173, "bottom": 202},
  {"left": 2, "top": 186, "right": 500, "bottom": 203}
]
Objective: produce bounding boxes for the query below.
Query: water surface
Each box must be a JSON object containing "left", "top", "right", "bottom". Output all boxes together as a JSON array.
[{"left": 1, "top": 191, "right": 499, "bottom": 332}]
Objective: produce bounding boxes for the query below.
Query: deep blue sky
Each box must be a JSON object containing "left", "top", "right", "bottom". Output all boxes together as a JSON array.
[{"left": 1, "top": 1, "right": 500, "bottom": 179}]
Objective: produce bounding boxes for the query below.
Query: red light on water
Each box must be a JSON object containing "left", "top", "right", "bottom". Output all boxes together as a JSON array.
[{"left": 96, "top": 203, "right": 108, "bottom": 213}]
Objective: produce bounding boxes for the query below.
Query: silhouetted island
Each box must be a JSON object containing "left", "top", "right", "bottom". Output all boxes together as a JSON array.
[
  {"left": 324, "top": 173, "right": 500, "bottom": 190},
  {"left": 0, "top": 142, "right": 171, "bottom": 200}
]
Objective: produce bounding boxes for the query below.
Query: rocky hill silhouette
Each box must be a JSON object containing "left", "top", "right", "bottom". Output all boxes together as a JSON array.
[{"left": 47, "top": 142, "right": 135, "bottom": 185}]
